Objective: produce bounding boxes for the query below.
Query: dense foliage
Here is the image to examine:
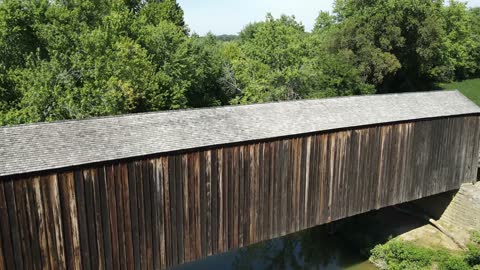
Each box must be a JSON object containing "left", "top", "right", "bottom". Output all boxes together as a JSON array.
[
  {"left": 370, "top": 234, "right": 480, "bottom": 270},
  {"left": 0, "top": 0, "right": 479, "bottom": 125},
  {"left": 0, "top": 0, "right": 222, "bottom": 125}
]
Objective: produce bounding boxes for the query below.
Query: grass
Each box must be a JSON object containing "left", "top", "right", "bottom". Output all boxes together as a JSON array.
[{"left": 438, "top": 78, "right": 480, "bottom": 106}]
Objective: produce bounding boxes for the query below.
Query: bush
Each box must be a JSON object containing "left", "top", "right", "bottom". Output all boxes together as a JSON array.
[
  {"left": 439, "top": 256, "right": 471, "bottom": 270},
  {"left": 472, "top": 231, "right": 480, "bottom": 245},
  {"left": 466, "top": 244, "right": 480, "bottom": 266},
  {"left": 370, "top": 241, "right": 434, "bottom": 270},
  {"left": 370, "top": 240, "right": 477, "bottom": 270},
  {"left": 466, "top": 231, "right": 480, "bottom": 267}
]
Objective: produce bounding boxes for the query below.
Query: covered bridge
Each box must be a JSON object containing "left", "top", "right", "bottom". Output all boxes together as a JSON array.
[{"left": 0, "top": 90, "right": 479, "bottom": 270}]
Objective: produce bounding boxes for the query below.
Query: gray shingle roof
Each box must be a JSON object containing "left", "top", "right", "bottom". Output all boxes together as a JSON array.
[{"left": 1, "top": 90, "right": 479, "bottom": 177}]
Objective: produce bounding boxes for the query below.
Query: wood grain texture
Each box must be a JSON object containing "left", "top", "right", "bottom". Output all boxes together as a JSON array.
[
  {"left": 1, "top": 116, "right": 479, "bottom": 270},
  {"left": 58, "top": 172, "right": 82, "bottom": 270}
]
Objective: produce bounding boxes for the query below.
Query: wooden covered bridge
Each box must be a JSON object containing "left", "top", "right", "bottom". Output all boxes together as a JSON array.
[{"left": 0, "top": 91, "right": 479, "bottom": 270}]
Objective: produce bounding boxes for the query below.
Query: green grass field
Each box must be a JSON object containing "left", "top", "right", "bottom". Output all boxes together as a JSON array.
[{"left": 438, "top": 78, "right": 480, "bottom": 106}]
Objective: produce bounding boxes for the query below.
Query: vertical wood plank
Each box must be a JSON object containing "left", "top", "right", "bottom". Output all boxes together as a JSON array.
[
  {"left": 98, "top": 167, "right": 113, "bottom": 270},
  {"left": 205, "top": 150, "right": 212, "bottom": 255},
  {"left": 175, "top": 155, "right": 184, "bottom": 264},
  {"left": 24, "top": 178, "right": 43, "bottom": 270},
  {"left": 157, "top": 158, "right": 167, "bottom": 269},
  {"left": 186, "top": 154, "right": 196, "bottom": 262},
  {"left": 4, "top": 180, "right": 25, "bottom": 270},
  {"left": 127, "top": 163, "right": 141, "bottom": 270},
  {"left": 82, "top": 170, "right": 99, "bottom": 270},
  {"left": 211, "top": 150, "right": 219, "bottom": 254},
  {"left": 135, "top": 161, "right": 147, "bottom": 270},
  {"left": 181, "top": 155, "right": 190, "bottom": 263},
  {"left": 0, "top": 213, "right": 5, "bottom": 270},
  {"left": 199, "top": 152, "right": 207, "bottom": 256},
  {"left": 0, "top": 182, "right": 16, "bottom": 270},
  {"left": 217, "top": 149, "right": 224, "bottom": 253},
  {"left": 74, "top": 171, "right": 91, "bottom": 270},
  {"left": 40, "top": 175, "right": 66, "bottom": 270},
  {"left": 226, "top": 148, "right": 233, "bottom": 250},
  {"left": 161, "top": 158, "right": 171, "bottom": 268},
  {"left": 13, "top": 179, "right": 34, "bottom": 270},
  {"left": 58, "top": 172, "right": 82, "bottom": 270},
  {"left": 114, "top": 164, "right": 127, "bottom": 270},
  {"left": 142, "top": 161, "right": 153, "bottom": 270},
  {"left": 238, "top": 145, "right": 245, "bottom": 247},
  {"left": 151, "top": 160, "right": 161, "bottom": 270},
  {"left": 92, "top": 168, "right": 105, "bottom": 270},
  {"left": 193, "top": 152, "right": 202, "bottom": 260},
  {"left": 257, "top": 143, "right": 265, "bottom": 242},
  {"left": 167, "top": 156, "right": 177, "bottom": 265}
]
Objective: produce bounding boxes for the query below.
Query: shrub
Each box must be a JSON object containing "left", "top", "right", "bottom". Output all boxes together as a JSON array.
[
  {"left": 370, "top": 241, "right": 434, "bottom": 270},
  {"left": 472, "top": 231, "right": 480, "bottom": 245},
  {"left": 439, "top": 256, "right": 471, "bottom": 270},
  {"left": 370, "top": 240, "right": 478, "bottom": 270},
  {"left": 466, "top": 231, "right": 480, "bottom": 268}
]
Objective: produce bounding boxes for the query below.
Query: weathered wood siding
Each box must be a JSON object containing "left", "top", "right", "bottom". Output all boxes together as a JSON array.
[{"left": 0, "top": 116, "right": 479, "bottom": 270}]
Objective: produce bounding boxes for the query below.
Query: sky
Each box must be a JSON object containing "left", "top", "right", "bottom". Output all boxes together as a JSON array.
[{"left": 177, "top": 0, "right": 480, "bottom": 36}]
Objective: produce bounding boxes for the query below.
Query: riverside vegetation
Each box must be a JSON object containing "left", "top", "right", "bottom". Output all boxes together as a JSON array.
[
  {"left": 369, "top": 231, "right": 480, "bottom": 270},
  {"left": 0, "top": 0, "right": 480, "bottom": 125}
]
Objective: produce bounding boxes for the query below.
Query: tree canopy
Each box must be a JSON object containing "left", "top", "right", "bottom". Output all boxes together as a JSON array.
[
  {"left": 0, "top": 0, "right": 478, "bottom": 125},
  {"left": 316, "top": 0, "right": 480, "bottom": 93}
]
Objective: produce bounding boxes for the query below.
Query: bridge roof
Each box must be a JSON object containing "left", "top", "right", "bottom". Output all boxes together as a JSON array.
[{"left": 1, "top": 90, "right": 479, "bottom": 177}]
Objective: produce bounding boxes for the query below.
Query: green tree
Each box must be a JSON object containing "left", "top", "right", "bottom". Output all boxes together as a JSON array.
[
  {"left": 0, "top": 0, "right": 48, "bottom": 117},
  {"left": 313, "top": 11, "right": 335, "bottom": 33},
  {"left": 136, "top": 0, "right": 188, "bottom": 32},
  {"left": 0, "top": 0, "right": 46, "bottom": 68},
  {"left": 471, "top": 8, "right": 480, "bottom": 78},
  {"left": 186, "top": 34, "right": 228, "bottom": 107},
  {"left": 222, "top": 14, "right": 374, "bottom": 104},
  {"left": 442, "top": 1, "right": 480, "bottom": 79},
  {"left": 318, "top": 0, "right": 480, "bottom": 93},
  {"left": 0, "top": 0, "right": 226, "bottom": 125},
  {"left": 1, "top": 0, "right": 479, "bottom": 126}
]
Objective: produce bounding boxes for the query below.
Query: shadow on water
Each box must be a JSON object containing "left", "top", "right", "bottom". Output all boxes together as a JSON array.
[{"left": 169, "top": 224, "right": 377, "bottom": 270}]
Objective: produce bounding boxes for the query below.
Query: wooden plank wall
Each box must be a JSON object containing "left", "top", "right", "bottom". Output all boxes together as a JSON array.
[{"left": 0, "top": 115, "right": 479, "bottom": 270}]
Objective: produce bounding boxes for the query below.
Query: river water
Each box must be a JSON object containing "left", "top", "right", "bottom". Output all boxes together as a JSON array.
[{"left": 169, "top": 225, "right": 377, "bottom": 270}]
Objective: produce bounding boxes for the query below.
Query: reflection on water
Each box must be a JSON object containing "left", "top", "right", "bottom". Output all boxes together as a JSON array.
[{"left": 169, "top": 225, "right": 377, "bottom": 270}]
